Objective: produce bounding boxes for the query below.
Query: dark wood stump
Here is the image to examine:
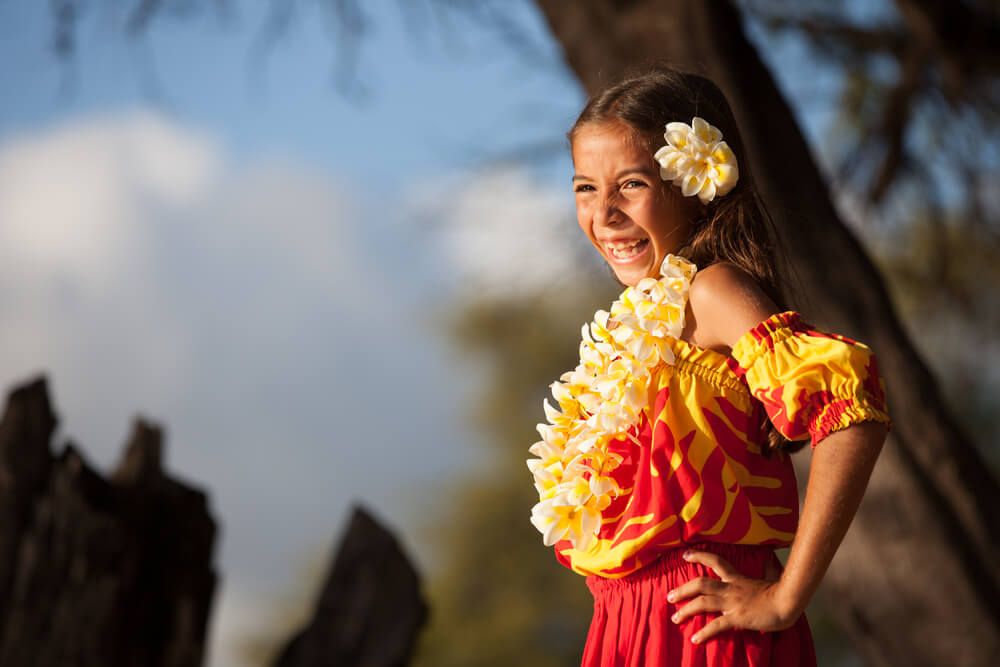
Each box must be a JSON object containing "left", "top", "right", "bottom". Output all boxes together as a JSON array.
[
  {"left": 274, "top": 504, "right": 429, "bottom": 667},
  {"left": 0, "top": 376, "right": 218, "bottom": 667}
]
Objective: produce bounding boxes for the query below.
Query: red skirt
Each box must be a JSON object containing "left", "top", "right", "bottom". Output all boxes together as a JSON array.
[{"left": 582, "top": 542, "right": 817, "bottom": 666}]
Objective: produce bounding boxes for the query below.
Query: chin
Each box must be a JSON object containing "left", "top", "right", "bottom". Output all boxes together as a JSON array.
[
  {"left": 610, "top": 265, "right": 651, "bottom": 288},
  {"left": 617, "top": 257, "right": 660, "bottom": 284},
  {"left": 600, "top": 244, "right": 661, "bottom": 287}
]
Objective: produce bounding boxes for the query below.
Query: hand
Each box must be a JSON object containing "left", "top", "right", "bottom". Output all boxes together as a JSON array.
[{"left": 667, "top": 550, "right": 800, "bottom": 644}]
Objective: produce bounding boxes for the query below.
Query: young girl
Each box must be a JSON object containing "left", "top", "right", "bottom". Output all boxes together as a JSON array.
[{"left": 526, "top": 66, "right": 891, "bottom": 666}]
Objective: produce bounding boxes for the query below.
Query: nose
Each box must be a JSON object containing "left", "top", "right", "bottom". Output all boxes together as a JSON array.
[{"left": 592, "top": 191, "right": 622, "bottom": 229}]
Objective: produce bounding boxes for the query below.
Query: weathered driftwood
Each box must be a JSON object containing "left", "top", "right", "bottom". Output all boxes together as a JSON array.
[
  {"left": 274, "top": 504, "right": 428, "bottom": 667},
  {"left": 0, "top": 375, "right": 218, "bottom": 667}
]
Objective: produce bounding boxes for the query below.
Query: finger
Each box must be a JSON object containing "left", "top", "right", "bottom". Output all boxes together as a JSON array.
[
  {"left": 691, "top": 615, "right": 732, "bottom": 645},
  {"left": 683, "top": 550, "right": 738, "bottom": 581},
  {"left": 671, "top": 594, "right": 722, "bottom": 624},
  {"left": 667, "top": 576, "right": 725, "bottom": 602}
]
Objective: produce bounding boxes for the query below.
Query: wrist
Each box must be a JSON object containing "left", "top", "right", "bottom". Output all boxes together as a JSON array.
[{"left": 770, "top": 577, "right": 809, "bottom": 622}]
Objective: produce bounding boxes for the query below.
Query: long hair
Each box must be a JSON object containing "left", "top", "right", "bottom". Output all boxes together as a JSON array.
[{"left": 569, "top": 64, "right": 802, "bottom": 455}]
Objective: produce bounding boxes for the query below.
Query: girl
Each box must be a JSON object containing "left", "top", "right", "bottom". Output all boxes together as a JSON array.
[{"left": 527, "top": 66, "right": 891, "bottom": 666}]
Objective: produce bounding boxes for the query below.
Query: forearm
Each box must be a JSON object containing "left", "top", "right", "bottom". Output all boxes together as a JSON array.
[{"left": 775, "top": 420, "right": 889, "bottom": 617}]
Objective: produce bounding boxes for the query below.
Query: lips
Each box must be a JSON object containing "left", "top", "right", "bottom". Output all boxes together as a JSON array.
[{"left": 605, "top": 238, "right": 650, "bottom": 262}]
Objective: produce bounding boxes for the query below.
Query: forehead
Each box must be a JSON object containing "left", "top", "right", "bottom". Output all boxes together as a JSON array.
[{"left": 571, "top": 122, "right": 654, "bottom": 171}]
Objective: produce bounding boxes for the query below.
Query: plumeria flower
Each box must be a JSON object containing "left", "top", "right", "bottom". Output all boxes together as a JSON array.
[
  {"left": 654, "top": 117, "right": 739, "bottom": 204},
  {"left": 660, "top": 253, "right": 698, "bottom": 283},
  {"left": 589, "top": 310, "right": 615, "bottom": 343},
  {"left": 530, "top": 501, "right": 598, "bottom": 550}
]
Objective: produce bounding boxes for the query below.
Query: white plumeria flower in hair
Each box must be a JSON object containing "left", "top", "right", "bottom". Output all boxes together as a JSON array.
[{"left": 653, "top": 116, "right": 739, "bottom": 204}]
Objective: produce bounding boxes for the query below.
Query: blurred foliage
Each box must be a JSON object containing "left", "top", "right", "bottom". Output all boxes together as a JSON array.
[{"left": 743, "top": 0, "right": 1000, "bottom": 210}]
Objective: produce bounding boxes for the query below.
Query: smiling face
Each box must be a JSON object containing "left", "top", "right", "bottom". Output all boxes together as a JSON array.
[{"left": 571, "top": 121, "right": 703, "bottom": 287}]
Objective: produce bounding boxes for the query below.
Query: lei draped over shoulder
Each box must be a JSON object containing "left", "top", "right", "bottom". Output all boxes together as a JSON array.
[{"left": 527, "top": 254, "right": 697, "bottom": 551}]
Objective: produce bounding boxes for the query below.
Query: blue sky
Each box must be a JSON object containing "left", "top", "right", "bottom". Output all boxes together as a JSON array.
[
  {"left": 0, "top": 2, "right": 843, "bottom": 666},
  {"left": 1, "top": 0, "right": 582, "bottom": 189}
]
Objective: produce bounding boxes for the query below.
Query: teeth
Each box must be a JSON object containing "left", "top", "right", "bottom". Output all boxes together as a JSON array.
[
  {"left": 608, "top": 239, "right": 645, "bottom": 250},
  {"left": 608, "top": 239, "right": 648, "bottom": 259}
]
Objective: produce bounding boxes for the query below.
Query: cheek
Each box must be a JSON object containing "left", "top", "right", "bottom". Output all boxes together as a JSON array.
[
  {"left": 575, "top": 206, "right": 604, "bottom": 251},
  {"left": 646, "top": 195, "right": 682, "bottom": 233},
  {"left": 619, "top": 198, "right": 657, "bottom": 228}
]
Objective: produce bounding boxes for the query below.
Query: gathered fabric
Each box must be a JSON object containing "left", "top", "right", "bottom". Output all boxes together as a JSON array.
[{"left": 582, "top": 541, "right": 816, "bottom": 667}]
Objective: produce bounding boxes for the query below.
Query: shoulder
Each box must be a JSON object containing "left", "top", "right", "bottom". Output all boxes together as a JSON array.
[{"left": 686, "top": 261, "right": 781, "bottom": 351}]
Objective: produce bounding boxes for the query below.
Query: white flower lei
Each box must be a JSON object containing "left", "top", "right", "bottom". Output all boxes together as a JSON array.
[{"left": 527, "top": 253, "right": 698, "bottom": 551}]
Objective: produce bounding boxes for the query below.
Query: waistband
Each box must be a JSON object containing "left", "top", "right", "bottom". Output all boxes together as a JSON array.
[{"left": 585, "top": 542, "right": 778, "bottom": 595}]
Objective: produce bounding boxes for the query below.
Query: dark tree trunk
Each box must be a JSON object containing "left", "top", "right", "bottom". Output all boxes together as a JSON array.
[
  {"left": 533, "top": 1, "right": 1000, "bottom": 665},
  {"left": 274, "top": 504, "right": 428, "bottom": 667},
  {"left": 0, "top": 376, "right": 218, "bottom": 667}
]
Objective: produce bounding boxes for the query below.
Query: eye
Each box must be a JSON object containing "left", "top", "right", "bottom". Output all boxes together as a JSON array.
[
  {"left": 622, "top": 179, "right": 646, "bottom": 189},
  {"left": 574, "top": 183, "right": 596, "bottom": 193}
]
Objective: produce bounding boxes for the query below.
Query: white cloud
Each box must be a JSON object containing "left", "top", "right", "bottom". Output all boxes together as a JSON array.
[
  {"left": 0, "top": 111, "right": 220, "bottom": 289},
  {"left": 411, "top": 166, "right": 604, "bottom": 301},
  {"left": 0, "top": 111, "right": 221, "bottom": 444},
  {"left": 0, "top": 111, "right": 482, "bottom": 667}
]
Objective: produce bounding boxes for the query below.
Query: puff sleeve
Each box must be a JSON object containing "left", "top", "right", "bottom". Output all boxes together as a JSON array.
[{"left": 730, "top": 311, "right": 891, "bottom": 447}]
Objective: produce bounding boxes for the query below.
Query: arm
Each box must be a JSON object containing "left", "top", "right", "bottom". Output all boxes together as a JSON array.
[
  {"left": 774, "top": 419, "right": 886, "bottom": 619},
  {"left": 669, "top": 420, "right": 886, "bottom": 642},
  {"left": 668, "top": 263, "right": 889, "bottom": 643}
]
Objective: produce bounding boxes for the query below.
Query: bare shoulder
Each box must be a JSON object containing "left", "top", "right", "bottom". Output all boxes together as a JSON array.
[{"left": 685, "top": 261, "right": 781, "bottom": 351}]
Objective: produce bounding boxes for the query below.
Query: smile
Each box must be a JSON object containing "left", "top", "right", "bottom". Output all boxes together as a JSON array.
[{"left": 606, "top": 238, "right": 650, "bottom": 263}]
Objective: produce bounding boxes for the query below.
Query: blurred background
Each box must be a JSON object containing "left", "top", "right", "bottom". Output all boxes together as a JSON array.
[{"left": 0, "top": 1, "right": 997, "bottom": 666}]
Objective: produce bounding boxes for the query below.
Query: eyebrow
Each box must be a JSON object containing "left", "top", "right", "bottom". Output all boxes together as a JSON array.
[{"left": 572, "top": 166, "right": 656, "bottom": 182}]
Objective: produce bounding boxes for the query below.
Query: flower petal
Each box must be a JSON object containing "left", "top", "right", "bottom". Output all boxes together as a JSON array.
[
  {"left": 698, "top": 180, "right": 717, "bottom": 203},
  {"left": 681, "top": 173, "right": 705, "bottom": 197}
]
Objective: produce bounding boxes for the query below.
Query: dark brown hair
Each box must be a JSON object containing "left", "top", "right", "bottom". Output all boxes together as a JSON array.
[{"left": 569, "top": 64, "right": 802, "bottom": 455}]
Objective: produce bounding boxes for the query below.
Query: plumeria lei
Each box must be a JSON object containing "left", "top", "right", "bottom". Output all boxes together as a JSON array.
[
  {"left": 527, "top": 253, "right": 698, "bottom": 551},
  {"left": 654, "top": 116, "right": 739, "bottom": 204}
]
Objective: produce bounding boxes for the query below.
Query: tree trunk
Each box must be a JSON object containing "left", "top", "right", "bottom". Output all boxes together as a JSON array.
[
  {"left": 273, "top": 504, "right": 428, "bottom": 667},
  {"left": 533, "top": 1, "right": 1000, "bottom": 665},
  {"left": 0, "top": 376, "right": 218, "bottom": 667}
]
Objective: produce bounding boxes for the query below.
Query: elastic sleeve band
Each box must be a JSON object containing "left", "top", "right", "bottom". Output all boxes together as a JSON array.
[{"left": 730, "top": 311, "right": 891, "bottom": 447}]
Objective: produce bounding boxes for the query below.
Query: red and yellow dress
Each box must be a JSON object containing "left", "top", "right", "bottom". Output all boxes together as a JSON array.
[{"left": 555, "top": 310, "right": 891, "bottom": 666}]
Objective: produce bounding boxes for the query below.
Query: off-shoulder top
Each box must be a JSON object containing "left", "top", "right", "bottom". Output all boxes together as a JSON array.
[{"left": 553, "top": 310, "right": 891, "bottom": 578}]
